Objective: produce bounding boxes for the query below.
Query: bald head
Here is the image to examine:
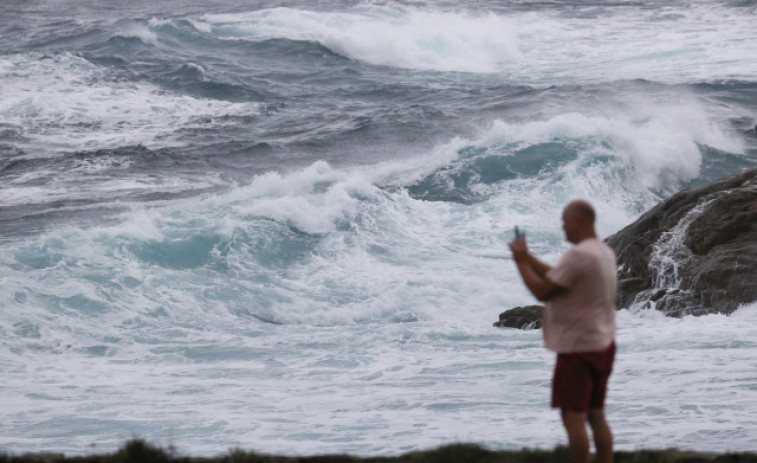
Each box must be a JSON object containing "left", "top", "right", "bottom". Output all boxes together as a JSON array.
[
  {"left": 565, "top": 199, "right": 596, "bottom": 225},
  {"left": 562, "top": 199, "right": 597, "bottom": 243}
]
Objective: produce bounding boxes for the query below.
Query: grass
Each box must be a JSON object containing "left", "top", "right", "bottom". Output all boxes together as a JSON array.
[{"left": 1, "top": 441, "right": 756, "bottom": 463}]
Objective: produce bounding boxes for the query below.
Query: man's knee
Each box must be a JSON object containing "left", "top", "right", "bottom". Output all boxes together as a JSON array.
[
  {"left": 561, "top": 409, "right": 588, "bottom": 429},
  {"left": 587, "top": 408, "right": 606, "bottom": 426}
]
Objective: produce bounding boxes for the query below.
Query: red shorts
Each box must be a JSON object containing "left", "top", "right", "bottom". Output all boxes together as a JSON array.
[{"left": 552, "top": 342, "right": 616, "bottom": 413}]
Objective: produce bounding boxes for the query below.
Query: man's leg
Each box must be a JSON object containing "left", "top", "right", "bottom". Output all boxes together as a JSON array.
[
  {"left": 587, "top": 408, "right": 613, "bottom": 463},
  {"left": 561, "top": 409, "right": 589, "bottom": 463}
]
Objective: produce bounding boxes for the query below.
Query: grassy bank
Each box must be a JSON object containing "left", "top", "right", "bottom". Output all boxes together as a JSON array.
[{"left": 2, "top": 440, "right": 756, "bottom": 463}]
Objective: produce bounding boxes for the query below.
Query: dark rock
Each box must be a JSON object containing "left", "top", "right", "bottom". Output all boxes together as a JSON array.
[
  {"left": 617, "top": 277, "right": 649, "bottom": 308},
  {"left": 493, "top": 305, "right": 543, "bottom": 329},
  {"left": 607, "top": 166, "right": 757, "bottom": 316}
]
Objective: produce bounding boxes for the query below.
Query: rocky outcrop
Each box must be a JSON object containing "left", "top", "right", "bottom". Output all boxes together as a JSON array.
[
  {"left": 493, "top": 305, "right": 543, "bottom": 329},
  {"left": 496, "top": 167, "right": 757, "bottom": 327},
  {"left": 608, "top": 166, "right": 757, "bottom": 317}
]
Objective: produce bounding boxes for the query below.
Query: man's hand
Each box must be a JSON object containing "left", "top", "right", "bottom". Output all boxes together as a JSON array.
[
  {"left": 508, "top": 236, "right": 529, "bottom": 263},
  {"left": 508, "top": 235, "right": 566, "bottom": 302}
]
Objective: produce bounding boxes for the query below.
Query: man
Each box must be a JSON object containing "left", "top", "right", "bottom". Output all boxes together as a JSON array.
[{"left": 509, "top": 200, "right": 617, "bottom": 463}]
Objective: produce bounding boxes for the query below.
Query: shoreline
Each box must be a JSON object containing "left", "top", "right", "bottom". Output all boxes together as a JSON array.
[{"left": 2, "top": 440, "right": 756, "bottom": 463}]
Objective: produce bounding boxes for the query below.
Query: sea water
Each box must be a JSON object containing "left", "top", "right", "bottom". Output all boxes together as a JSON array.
[{"left": 1, "top": 0, "right": 756, "bottom": 456}]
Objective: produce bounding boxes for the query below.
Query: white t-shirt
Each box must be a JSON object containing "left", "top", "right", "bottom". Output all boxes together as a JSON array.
[{"left": 543, "top": 238, "right": 617, "bottom": 353}]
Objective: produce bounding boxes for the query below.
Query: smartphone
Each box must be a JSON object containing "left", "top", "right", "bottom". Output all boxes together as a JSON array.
[{"left": 514, "top": 226, "right": 523, "bottom": 240}]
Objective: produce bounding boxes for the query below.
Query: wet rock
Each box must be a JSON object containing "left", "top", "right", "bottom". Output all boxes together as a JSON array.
[
  {"left": 607, "top": 166, "right": 757, "bottom": 316},
  {"left": 493, "top": 305, "right": 543, "bottom": 329}
]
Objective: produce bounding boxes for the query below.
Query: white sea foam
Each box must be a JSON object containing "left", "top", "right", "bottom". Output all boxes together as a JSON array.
[
  {"left": 198, "top": 6, "right": 520, "bottom": 73},
  {"left": 511, "top": 3, "right": 757, "bottom": 84},
  {"left": 648, "top": 199, "right": 713, "bottom": 290},
  {"left": 0, "top": 53, "right": 259, "bottom": 153},
  {"left": 364, "top": 87, "right": 741, "bottom": 238},
  {"left": 1, "top": 292, "right": 755, "bottom": 456},
  {"left": 2, "top": 156, "right": 757, "bottom": 454},
  {"left": 114, "top": 20, "right": 160, "bottom": 45},
  {"left": 197, "top": 3, "right": 757, "bottom": 82}
]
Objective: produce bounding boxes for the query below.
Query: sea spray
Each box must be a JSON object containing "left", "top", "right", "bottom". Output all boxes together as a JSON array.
[{"left": 194, "top": 3, "right": 757, "bottom": 82}]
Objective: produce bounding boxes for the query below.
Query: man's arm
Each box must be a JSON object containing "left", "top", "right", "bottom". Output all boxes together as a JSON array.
[
  {"left": 522, "top": 252, "right": 552, "bottom": 278},
  {"left": 509, "top": 239, "right": 566, "bottom": 302}
]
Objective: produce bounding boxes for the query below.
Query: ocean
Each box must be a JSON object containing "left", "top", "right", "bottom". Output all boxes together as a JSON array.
[{"left": 1, "top": 0, "right": 757, "bottom": 457}]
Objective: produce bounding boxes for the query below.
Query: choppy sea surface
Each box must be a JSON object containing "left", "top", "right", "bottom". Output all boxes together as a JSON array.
[{"left": 2, "top": 0, "right": 757, "bottom": 456}]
